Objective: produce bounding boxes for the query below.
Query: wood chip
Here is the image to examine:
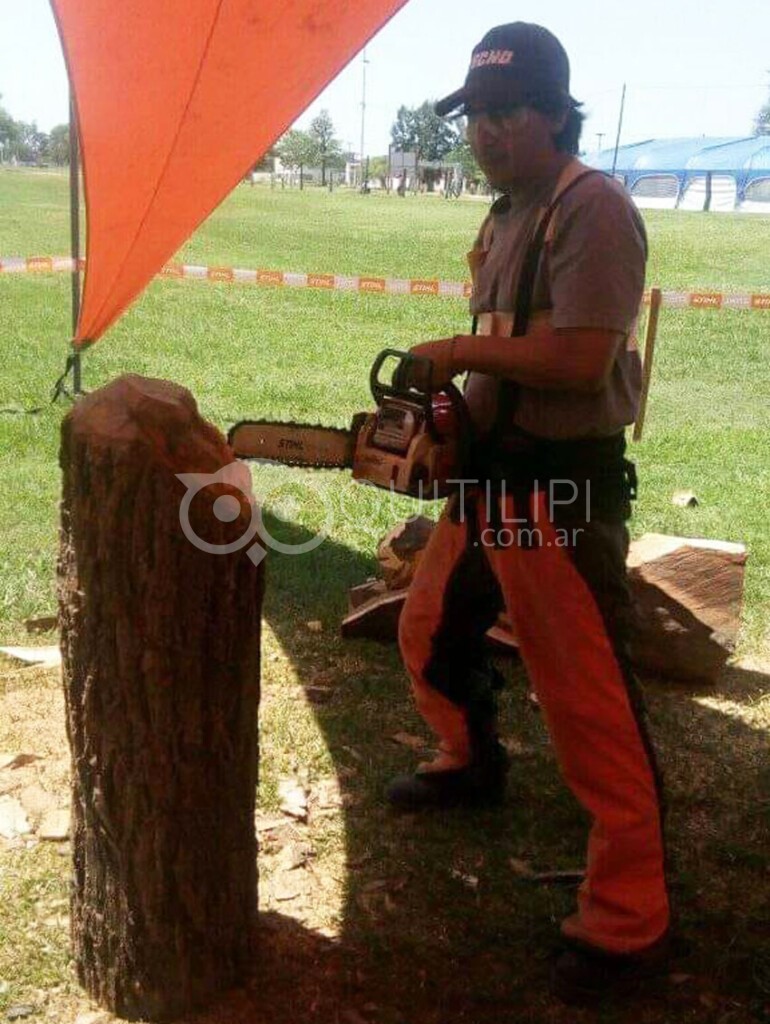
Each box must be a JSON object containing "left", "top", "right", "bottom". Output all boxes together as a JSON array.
[
  {"left": 277, "top": 779, "right": 308, "bottom": 821},
  {"left": 0, "top": 753, "right": 42, "bottom": 772},
  {"left": 19, "top": 784, "right": 58, "bottom": 819},
  {"left": 389, "top": 732, "right": 427, "bottom": 751},
  {"left": 6, "top": 1006, "right": 37, "bottom": 1021},
  {"left": 361, "top": 879, "right": 389, "bottom": 894},
  {"left": 529, "top": 869, "right": 585, "bottom": 885},
  {"left": 25, "top": 616, "right": 58, "bottom": 634},
  {"left": 312, "top": 777, "right": 343, "bottom": 810},
  {"left": 75, "top": 1011, "right": 112, "bottom": 1024},
  {"left": 275, "top": 841, "right": 312, "bottom": 872},
  {"left": 0, "top": 796, "right": 32, "bottom": 839},
  {"left": 672, "top": 491, "right": 699, "bottom": 508},
  {"left": 355, "top": 891, "right": 379, "bottom": 916},
  {"left": 255, "top": 813, "right": 289, "bottom": 833},
  {"left": 0, "top": 645, "right": 61, "bottom": 668},
  {"left": 450, "top": 869, "right": 479, "bottom": 890},
  {"left": 38, "top": 808, "right": 70, "bottom": 842},
  {"left": 272, "top": 879, "right": 301, "bottom": 902},
  {"left": 508, "top": 857, "right": 535, "bottom": 878},
  {"left": 501, "top": 738, "right": 537, "bottom": 757},
  {"left": 347, "top": 852, "right": 373, "bottom": 870},
  {"left": 306, "top": 620, "right": 323, "bottom": 633}
]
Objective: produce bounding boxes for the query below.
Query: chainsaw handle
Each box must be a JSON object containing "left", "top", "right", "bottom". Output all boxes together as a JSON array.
[
  {"left": 368, "top": 350, "right": 474, "bottom": 456},
  {"left": 370, "top": 349, "right": 434, "bottom": 406}
]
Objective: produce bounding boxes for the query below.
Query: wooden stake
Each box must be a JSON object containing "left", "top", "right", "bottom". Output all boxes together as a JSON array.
[{"left": 633, "top": 286, "right": 662, "bottom": 442}]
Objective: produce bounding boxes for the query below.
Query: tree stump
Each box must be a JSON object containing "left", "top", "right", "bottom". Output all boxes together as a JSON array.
[{"left": 58, "top": 375, "right": 263, "bottom": 1022}]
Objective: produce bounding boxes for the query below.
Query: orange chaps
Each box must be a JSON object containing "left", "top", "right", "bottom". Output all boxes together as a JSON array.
[{"left": 398, "top": 489, "right": 670, "bottom": 954}]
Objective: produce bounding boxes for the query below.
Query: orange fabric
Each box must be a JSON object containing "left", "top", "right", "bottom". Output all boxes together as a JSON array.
[
  {"left": 399, "top": 492, "right": 669, "bottom": 953},
  {"left": 50, "top": 0, "right": 408, "bottom": 345},
  {"left": 398, "top": 511, "right": 474, "bottom": 769}
]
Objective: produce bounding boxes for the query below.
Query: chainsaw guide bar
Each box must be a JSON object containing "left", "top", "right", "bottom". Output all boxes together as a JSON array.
[
  {"left": 227, "top": 350, "right": 468, "bottom": 499},
  {"left": 228, "top": 417, "right": 367, "bottom": 469}
]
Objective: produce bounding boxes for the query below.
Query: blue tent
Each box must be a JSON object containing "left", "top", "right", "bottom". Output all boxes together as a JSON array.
[{"left": 584, "top": 136, "right": 770, "bottom": 211}]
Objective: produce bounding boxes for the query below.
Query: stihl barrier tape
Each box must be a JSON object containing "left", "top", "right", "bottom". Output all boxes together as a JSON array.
[{"left": 2, "top": 256, "right": 769, "bottom": 310}]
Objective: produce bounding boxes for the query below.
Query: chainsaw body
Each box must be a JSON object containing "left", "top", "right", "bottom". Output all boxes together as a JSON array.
[
  {"left": 227, "top": 349, "right": 471, "bottom": 500},
  {"left": 351, "top": 350, "right": 467, "bottom": 498}
]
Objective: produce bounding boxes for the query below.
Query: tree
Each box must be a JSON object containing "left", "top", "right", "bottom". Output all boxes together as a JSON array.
[
  {"left": 391, "top": 101, "right": 460, "bottom": 161},
  {"left": 446, "top": 132, "right": 485, "bottom": 189},
  {"left": 4, "top": 119, "right": 48, "bottom": 163},
  {"left": 47, "top": 123, "right": 71, "bottom": 165},
  {"left": 250, "top": 146, "right": 277, "bottom": 173},
  {"left": 754, "top": 81, "right": 770, "bottom": 135},
  {"left": 390, "top": 101, "right": 460, "bottom": 190},
  {"left": 367, "top": 155, "right": 388, "bottom": 187},
  {"left": 0, "top": 96, "right": 20, "bottom": 162},
  {"left": 276, "top": 129, "right": 318, "bottom": 189},
  {"left": 0, "top": 97, "right": 52, "bottom": 164},
  {"left": 308, "top": 109, "right": 343, "bottom": 186}
]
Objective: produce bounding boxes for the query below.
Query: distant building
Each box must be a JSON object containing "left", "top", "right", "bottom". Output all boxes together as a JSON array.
[{"left": 584, "top": 136, "right": 770, "bottom": 212}]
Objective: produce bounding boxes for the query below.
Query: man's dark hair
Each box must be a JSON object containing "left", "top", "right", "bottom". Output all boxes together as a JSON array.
[
  {"left": 531, "top": 94, "right": 585, "bottom": 155},
  {"left": 555, "top": 101, "right": 585, "bottom": 155}
]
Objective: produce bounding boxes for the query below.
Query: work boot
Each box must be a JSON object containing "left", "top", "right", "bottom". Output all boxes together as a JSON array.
[
  {"left": 550, "top": 931, "right": 672, "bottom": 1006},
  {"left": 387, "top": 675, "right": 509, "bottom": 811},
  {"left": 386, "top": 740, "right": 510, "bottom": 810}
]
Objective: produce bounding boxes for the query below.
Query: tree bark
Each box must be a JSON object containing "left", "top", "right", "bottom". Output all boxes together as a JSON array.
[{"left": 58, "top": 375, "right": 263, "bottom": 1022}]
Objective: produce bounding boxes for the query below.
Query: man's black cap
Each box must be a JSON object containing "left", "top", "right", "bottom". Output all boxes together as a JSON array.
[{"left": 435, "top": 22, "right": 570, "bottom": 117}]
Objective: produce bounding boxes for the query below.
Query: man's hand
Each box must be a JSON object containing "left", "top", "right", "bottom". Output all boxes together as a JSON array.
[{"left": 399, "top": 338, "right": 459, "bottom": 390}]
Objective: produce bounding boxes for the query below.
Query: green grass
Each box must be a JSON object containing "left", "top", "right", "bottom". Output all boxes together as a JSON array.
[
  {"left": 1, "top": 167, "right": 769, "bottom": 651},
  {"left": 1, "top": 169, "right": 769, "bottom": 1023}
]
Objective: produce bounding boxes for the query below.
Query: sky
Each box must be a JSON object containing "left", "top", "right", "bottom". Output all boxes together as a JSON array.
[{"left": 1, "top": 0, "right": 768, "bottom": 156}]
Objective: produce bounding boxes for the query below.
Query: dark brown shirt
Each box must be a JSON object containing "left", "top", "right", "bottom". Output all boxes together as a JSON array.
[{"left": 465, "top": 161, "right": 646, "bottom": 440}]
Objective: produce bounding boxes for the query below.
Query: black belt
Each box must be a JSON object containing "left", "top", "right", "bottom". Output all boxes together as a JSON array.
[{"left": 449, "top": 429, "right": 637, "bottom": 546}]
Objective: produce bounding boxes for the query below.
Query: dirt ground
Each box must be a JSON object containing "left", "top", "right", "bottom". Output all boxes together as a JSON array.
[{"left": 1, "top": 644, "right": 768, "bottom": 1024}]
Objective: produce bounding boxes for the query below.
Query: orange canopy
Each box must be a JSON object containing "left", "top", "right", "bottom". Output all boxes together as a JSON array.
[{"left": 50, "top": 0, "right": 407, "bottom": 346}]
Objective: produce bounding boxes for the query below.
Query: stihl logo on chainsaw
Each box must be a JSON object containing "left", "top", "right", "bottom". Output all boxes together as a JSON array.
[{"left": 228, "top": 349, "right": 470, "bottom": 500}]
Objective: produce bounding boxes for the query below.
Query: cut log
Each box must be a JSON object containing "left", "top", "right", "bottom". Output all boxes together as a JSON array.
[
  {"left": 376, "top": 516, "right": 436, "bottom": 588},
  {"left": 345, "top": 523, "right": 746, "bottom": 684},
  {"left": 348, "top": 578, "right": 389, "bottom": 610},
  {"left": 342, "top": 588, "right": 407, "bottom": 643},
  {"left": 59, "top": 375, "right": 263, "bottom": 1022},
  {"left": 627, "top": 533, "right": 747, "bottom": 683},
  {"left": 25, "top": 615, "right": 58, "bottom": 634}
]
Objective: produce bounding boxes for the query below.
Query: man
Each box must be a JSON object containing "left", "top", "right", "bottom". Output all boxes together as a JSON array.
[{"left": 388, "top": 23, "right": 670, "bottom": 1005}]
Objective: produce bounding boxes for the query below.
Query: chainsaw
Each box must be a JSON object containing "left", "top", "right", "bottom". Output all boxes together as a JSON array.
[{"left": 227, "top": 349, "right": 471, "bottom": 499}]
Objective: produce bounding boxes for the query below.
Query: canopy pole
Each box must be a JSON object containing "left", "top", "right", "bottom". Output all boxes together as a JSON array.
[
  {"left": 69, "top": 90, "right": 83, "bottom": 395},
  {"left": 359, "top": 48, "right": 368, "bottom": 190}
]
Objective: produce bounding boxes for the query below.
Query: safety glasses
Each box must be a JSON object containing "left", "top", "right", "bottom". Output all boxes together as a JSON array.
[{"left": 462, "top": 104, "right": 529, "bottom": 132}]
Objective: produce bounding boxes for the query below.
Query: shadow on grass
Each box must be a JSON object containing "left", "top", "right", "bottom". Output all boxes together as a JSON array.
[{"left": 182, "top": 513, "right": 770, "bottom": 1024}]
